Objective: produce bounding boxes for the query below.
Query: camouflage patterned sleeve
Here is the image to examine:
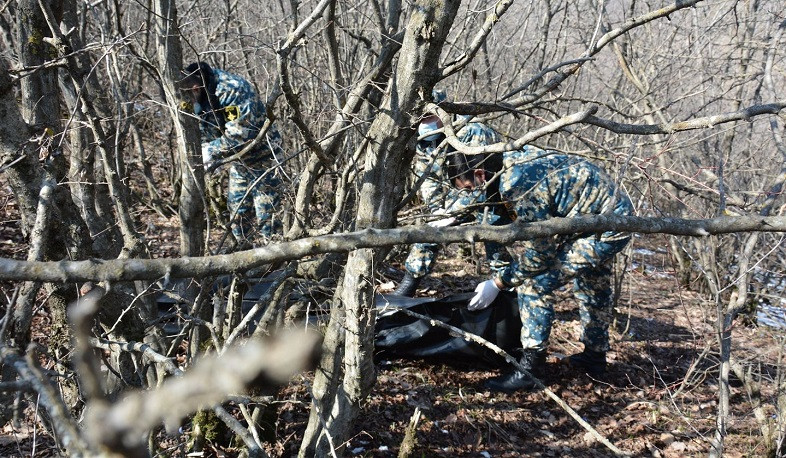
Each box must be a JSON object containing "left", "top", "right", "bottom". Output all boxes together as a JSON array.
[
  {"left": 494, "top": 238, "right": 556, "bottom": 287},
  {"left": 490, "top": 190, "right": 555, "bottom": 288},
  {"left": 202, "top": 70, "right": 269, "bottom": 161},
  {"left": 413, "top": 142, "right": 450, "bottom": 214},
  {"left": 490, "top": 147, "right": 563, "bottom": 287},
  {"left": 456, "top": 121, "right": 502, "bottom": 148}
]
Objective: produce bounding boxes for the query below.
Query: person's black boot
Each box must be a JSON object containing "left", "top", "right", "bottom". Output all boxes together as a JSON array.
[
  {"left": 484, "top": 349, "right": 547, "bottom": 393},
  {"left": 391, "top": 272, "right": 421, "bottom": 297},
  {"left": 568, "top": 348, "right": 607, "bottom": 376}
]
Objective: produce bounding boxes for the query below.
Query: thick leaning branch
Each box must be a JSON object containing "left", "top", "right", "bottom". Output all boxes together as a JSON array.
[
  {"left": 436, "top": 104, "right": 598, "bottom": 155},
  {"left": 83, "top": 328, "right": 321, "bottom": 455},
  {"left": 435, "top": 99, "right": 784, "bottom": 156},
  {"left": 13, "top": 178, "right": 54, "bottom": 344},
  {"left": 1, "top": 215, "right": 786, "bottom": 283},
  {"left": 276, "top": 41, "right": 330, "bottom": 165}
]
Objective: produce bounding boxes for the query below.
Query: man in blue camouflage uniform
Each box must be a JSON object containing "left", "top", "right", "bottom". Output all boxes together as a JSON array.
[
  {"left": 449, "top": 146, "right": 633, "bottom": 392},
  {"left": 180, "top": 62, "right": 283, "bottom": 247},
  {"left": 393, "top": 90, "right": 513, "bottom": 296}
]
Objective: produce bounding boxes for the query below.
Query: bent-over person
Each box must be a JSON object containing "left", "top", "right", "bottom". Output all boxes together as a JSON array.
[{"left": 449, "top": 146, "right": 633, "bottom": 392}]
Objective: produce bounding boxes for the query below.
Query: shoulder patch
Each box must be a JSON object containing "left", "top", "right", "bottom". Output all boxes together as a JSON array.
[{"left": 225, "top": 105, "right": 239, "bottom": 121}]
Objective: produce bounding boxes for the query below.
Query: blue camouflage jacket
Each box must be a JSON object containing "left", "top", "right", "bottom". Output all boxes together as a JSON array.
[
  {"left": 493, "top": 145, "right": 633, "bottom": 286},
  {"left": 197, "top": 68, "right": 283, "bottom": 169}
]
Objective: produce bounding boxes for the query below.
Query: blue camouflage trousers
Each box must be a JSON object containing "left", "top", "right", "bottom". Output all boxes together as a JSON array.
[
  {"left": 404, "top": 242, "right": 440, "bottom": 278},
  {"left": 228, "top": 163, "right": 281, "bottom": 244},
  {"left": 404, "top": 239, "right": 510, "bottom": 278},
  {"left": 517, "top": 237, "right": 629, "bottom": 353}
]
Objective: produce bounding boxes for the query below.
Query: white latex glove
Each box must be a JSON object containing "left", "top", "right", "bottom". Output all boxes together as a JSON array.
[
  {"left": 468, "top": 279, "right": 500, "bottom": 311},
  {"left": 428, "top": 216, "right": 457, "bottom": 228},
  {"left": 201, "top": 145, "right": 214, "bottom": 170}
]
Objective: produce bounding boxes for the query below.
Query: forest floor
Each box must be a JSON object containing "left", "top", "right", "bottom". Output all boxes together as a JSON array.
[
  {"left": 0, "top": 191, "right": 784, "bottom": 457},
  {"left": 270, "top": 237, "right": 782, "bottom": 458}
]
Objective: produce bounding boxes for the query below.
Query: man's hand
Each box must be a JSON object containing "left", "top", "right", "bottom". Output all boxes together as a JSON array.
[
  {"left": 468, "top": 279, "right": 500, "bottom": 311},
  {"left": 427, "top": 209, "right": 457, "bottom": 228},
  {"left": 427, "top": 216, "right": 457, "bottom": 228}
]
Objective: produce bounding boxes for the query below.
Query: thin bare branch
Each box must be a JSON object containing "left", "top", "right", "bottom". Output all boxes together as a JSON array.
[
  {"left": 441, "top": 0, "right": 516, "bottom": 78},
  {"left": 0, "top": 346, "right": 90, "bottom": 455},
  {"left": 90, "top": 337, "right": 182, "bottom": 376},
  {"left": 436, "top": 104, "right": 598, "bottom": 154},
  {"left": 584, "top": 102, "right": 786, "bottom": 135}
]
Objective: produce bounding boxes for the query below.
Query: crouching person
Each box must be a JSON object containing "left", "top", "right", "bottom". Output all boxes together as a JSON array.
[
  {"left": 393, "top": 89, "right": 513, "bottom": 296},
  {"left": 179, "top": 61, "right": 284, "bottom": 248},
  {"left": 450, "top": 146, "right": 633, "bottom": 392}
]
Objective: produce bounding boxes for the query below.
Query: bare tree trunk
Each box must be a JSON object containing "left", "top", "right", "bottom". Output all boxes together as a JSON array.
[
  {"left": 9, "top": 0, "right": 94, "bottom": 341},
  {"left": 710, "top": 303, "right": 732, "bottom": 457},
  {"left": 299, "top": 1, "right": 461, "bottom": 454},
  {"left": 12, "top": 0, "right": 60, "bottom": 237},
  {"left": 59, "top": 0, "right": 121, "bottom": 258},
  {"left": 0, "top": 1, "right": 93, "bottom": 426},
  {"left": 152, "top": 0, "right": 208, "bottom": 363},
  {"left": 39, "top": 0, "right": 173, "bottom": 400},
  {"left": 16, "top": 0, "right": 60, "bottom": 135},
  {"left": 153, "top": 0, "right": 206, "bottom": 258}
]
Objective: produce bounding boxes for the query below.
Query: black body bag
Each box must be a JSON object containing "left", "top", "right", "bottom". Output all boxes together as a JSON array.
[{"left": 374, "top": 291, "right": 522, "bottom": 368}]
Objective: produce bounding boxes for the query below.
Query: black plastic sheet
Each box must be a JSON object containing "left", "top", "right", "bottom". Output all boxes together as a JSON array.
[
  {"left": 157, "top": 276, "right": 524, "bottom": 367},
  {"left": 375, "top": 291, "right": 522, "bottom": 368}
]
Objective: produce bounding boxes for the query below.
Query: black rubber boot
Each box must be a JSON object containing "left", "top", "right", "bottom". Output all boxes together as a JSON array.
[
  {"left": 391, "top": 272, "right": 421, "bottom": 297},
  {"left": 484, "top": 349, "right": 547, "bottom": 393},
  {"left": 568, "top": 348, "right": 607, "bottom": 376}
]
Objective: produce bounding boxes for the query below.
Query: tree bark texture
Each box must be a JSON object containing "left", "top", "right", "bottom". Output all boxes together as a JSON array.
[
  {"left": 153, "top": 0, "right": 206, "bottom": 258},
  {"left": 59, "top": 0, "right": 121, "bottom": 257},
  {"left": 299, "top": 1, "right": 462, "bottom": 454}
]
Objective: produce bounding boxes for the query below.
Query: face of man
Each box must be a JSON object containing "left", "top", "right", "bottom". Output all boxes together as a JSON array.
[
  {"left": 453, "top": 175, "right": 475, "bottom": 190},
  {"left": 180, "top": 77, "right": 210, "bottom": 113},
  {"left": 189, "top": 84, "right": 206, "bottom": 102},
  {"left": 179, "top": 63, "right": 211, "bottom": 108},
  {"left": 452, "top": 169, "right": 486, "bottom": 190}
]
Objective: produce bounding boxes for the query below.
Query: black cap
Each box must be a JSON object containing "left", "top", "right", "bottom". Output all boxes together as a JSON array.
[{"left": 178, "top": 61, "right": 213, "bottom": 90}]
